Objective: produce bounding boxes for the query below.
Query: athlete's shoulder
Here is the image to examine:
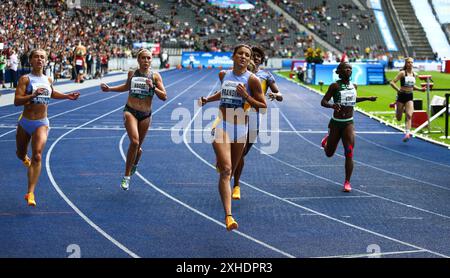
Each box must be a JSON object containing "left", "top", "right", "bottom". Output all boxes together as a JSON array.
[
  {"left": 152, "top": 70, "right": 162, "bottom": 80},
  {"left": 329, "top": 81, "right": 340, "bottom": 90},
  {"left": 218, "top": 70, "right": 227, "bottom": 80},
  {"left": 18, "top": 74, "right": 30, "bottom": 83},
  {"left": 248, "top": 72, "right": 259, "bottom": 81}
]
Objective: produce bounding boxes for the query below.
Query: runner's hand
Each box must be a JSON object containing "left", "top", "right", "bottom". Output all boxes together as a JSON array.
[{"left": 100, "top": 83, "right": 109, "bottom": 92}]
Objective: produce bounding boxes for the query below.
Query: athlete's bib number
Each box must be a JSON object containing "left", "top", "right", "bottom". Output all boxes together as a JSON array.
[
  {"left": 340, "top": 89, "right": 356, "bottom": 106},
  {"left": 76, "top": 59, "right": 83, "bottom": 66},
  {"left": 220, "top": 81, "right": 243, "bottom": 107},
  {"left": 130, "top": 77, "right": 151, "bottom": 96},
  {"left": 404, "top": 76, "right": 415, "bottom": 87},
  {"left": 32, "top": 83, "right": 51, "bottom": 104}
]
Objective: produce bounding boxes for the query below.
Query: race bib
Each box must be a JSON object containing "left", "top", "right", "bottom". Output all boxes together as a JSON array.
[
  {"left": 220, "top": 80, "right": 243, "bottom": 107},
  {"left": 75, "top": 59, "right": 83, "bottom": 66},
  {"left": 340, "top": 88, "right": 356, "bottom": 106},
  {"left": 31, "top": 83, "right": 52, "bottom": 104},
  {"left": 404, "top": 76, "right": 415, "bottom": 87},
  {"left": 130, "top": 77, "right": 152, "bottom": 97}
]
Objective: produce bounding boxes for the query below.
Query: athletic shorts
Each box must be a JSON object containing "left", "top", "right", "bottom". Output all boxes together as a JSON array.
[
  {"left": 76, "top": 65, "right": 84, "bottom": 75},
  {"left": 123, "top": 104, "right": 152, "bottom": 122},
  {"left": 397, "top": 92, "right": 413, "bottom": 104},
  {"left": 328, "top": 117, "right": 354, "bottom": 132},
  {"left": 18, "top": 116, "right": 50, "bottom": 136},
  {"left": 212, "top": 119, "right": 248, "bottom": 143}
]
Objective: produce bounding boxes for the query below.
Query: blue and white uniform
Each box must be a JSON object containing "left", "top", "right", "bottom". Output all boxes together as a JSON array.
[
  {"left": 248, "top": 69, "right": 275, "bottom": 137},
  {"left": 18, "top": 74, "right": 52, "bottom": 135},
  {"left": 214, "top": 70, "right": 252, "bottom": 142}
]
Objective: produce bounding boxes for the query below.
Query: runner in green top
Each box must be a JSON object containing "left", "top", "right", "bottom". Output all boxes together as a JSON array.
[{"left": 320, "top": 62, "right": 377, "bottom": 192}]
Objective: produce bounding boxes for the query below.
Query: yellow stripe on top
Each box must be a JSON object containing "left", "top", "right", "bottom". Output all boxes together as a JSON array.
[
  {"left": 211, "top": 116, "right": 221, "bottom": 129},
  {"left": 260, "top": 79, "right": 268, "bottom": 95},
  {"left": 212, "top": 99, "right": 252, "bottom": 129}
]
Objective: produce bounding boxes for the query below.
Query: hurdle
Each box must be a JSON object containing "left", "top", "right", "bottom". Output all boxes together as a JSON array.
[
  {"left": 444, "top": 93, "right": 450, "bottom": 139},
  {"left": 413, "top": 75, "right": 442, "bottom": 134}
]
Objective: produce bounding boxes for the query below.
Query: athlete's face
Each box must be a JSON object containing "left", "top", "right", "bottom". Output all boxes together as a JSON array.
[
  {"left": 233, "top": 47, "right": 252, "bottom": 69},
  {"left": 30, "top": 50, "right": 47, "bottom": 70},
  {"left": 253, "top": 52, "right": 262, "bottom": 66},
  {"left": 138, "top": 52, "right": 152, "bottom": 69},
  {"left": 405, "top": 59, "right": 413, "bottom": 70},
  {"left": 340, "top": 63, "right": 352, "bottom": 79}
]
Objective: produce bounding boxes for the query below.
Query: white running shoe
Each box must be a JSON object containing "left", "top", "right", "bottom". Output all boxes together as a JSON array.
[{"left": 121, "top": 177, "right": 130, "bottom": 191}]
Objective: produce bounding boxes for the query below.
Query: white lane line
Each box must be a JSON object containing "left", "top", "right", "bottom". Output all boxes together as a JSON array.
[
  {"left": 255, "top": 145, "right": 450, "bottom": 220},
  {"left": 276, "top": 84, "right": 450, "bottom": 172},
  {"left": 181, "top": 99, "right": 448, "bottom": 259},
  {"left": 121, "top": 80, "right": 295, "bottom": 258},
  {"left": 275, "top": 104, "right": 450, "bottom": 192},
  {"left": 314, "top": 249, "right": 427, "bottom": 258},
  {"left": 284, "top": 195, "right": 376, "bottom": 200},
  {"left": 356, "top": 134, "right": 450, "bottom": 169},
  {"left": 0, "top": 69, "right": 179, "bottom": 119},
  {"left": 44, "top": 70, "right": 210, "bottom": 257},
  {"left": 0, "top": 70, "right": 195, "bottom": 137},
  {"left": 46, "top": 106, "right": 140, "bottom": 258}
]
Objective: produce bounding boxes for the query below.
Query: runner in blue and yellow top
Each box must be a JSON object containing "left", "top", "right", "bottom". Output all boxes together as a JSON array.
[
  {"left": 320, "top": 62, "right": 377, "bottom": 193},
  {"left": 100, "top": 49, "right": 167, "bottom": 191},
  {"left": 15, "top": 49, "right": 80, "bottom": 206},
  {"left": 231, "top": 45, "right": 283, "bottom": 200},
  {"left": 198, "top": 44, "right": 266, "bottom": 231}
]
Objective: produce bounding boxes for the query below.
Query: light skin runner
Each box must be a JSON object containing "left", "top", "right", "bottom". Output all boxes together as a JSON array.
[
  {"left": 389, "top": 57, "right": 425, "bottom": 142},
  {"left": 199, "top": 44, "right": 266, "bottom": 231},
  {"left": 15, "top": 49, "right": 80, "bottom": 206},
  {"left": 100, "top": 49, "right": 167, "bottom": 190}
]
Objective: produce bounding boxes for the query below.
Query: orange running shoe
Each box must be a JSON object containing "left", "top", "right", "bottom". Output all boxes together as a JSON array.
[
  {"left": 232, "top": 186, "right": 241, "bottom": 200},
  {"left": 24, "top": 193, "right": 36, "bottom": 206},
  {"left": 225, "top": 215, "right": 238, "bottom": 231},
  {"left": 23, "top": 156, "right": 31, "bottom": 168}
]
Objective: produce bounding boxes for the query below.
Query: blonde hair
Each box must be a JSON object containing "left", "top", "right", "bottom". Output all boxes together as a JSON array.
[
  {"left": 29, "top": 48, "right": 47, "bottom": 60},
  {"left": 137, "top": 49, "right": 152, "bottom": 59},
  {"left": 402, "top": 57, "right": 414, "bottom": 71}
]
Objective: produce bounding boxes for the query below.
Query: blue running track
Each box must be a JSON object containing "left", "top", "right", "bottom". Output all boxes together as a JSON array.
[{"left": 0, "top": 69, "right": 449, "bottom": 258}]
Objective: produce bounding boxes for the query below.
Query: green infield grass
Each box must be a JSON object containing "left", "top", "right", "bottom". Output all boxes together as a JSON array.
[{"left": 277, "top": 70, "right": 450, "bottom": 146}]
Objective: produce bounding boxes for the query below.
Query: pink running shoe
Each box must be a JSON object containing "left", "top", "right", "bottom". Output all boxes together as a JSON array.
[
  {"left": 321, "top": 134, "right": 329, "bottom": 148},
  {"left": 402, "top": 133, "right": 411, "bottom": 143},
  {"left": 343, "top": 181, "right": 352, "bottom": 192}
]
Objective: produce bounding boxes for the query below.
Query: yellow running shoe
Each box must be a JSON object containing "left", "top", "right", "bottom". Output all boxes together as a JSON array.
[
  {"left": 23, "top": 156, "right": 31, "bottom": 168},
  {"left": 225, "top": 215, "right": 238, "bottom": 231},
  {"left": 232, "top": 186, "right": 240, "bottom": 200},
  {"left": 24, "top": 193, "right": 36, "bottom": 207}
]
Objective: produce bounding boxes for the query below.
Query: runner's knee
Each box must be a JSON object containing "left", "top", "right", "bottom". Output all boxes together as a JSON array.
[
  {"left": 129, "top": 138, "right": 139, "bottom": 148},
  {"left": 32, "top": 152, "right": 42, "bottom": 163},
  {"left": 344, "top": 144, "right": 354, "bottom": 159},
  {"left": 219, "top": 166, "right": 232, "bottom": 178}
]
